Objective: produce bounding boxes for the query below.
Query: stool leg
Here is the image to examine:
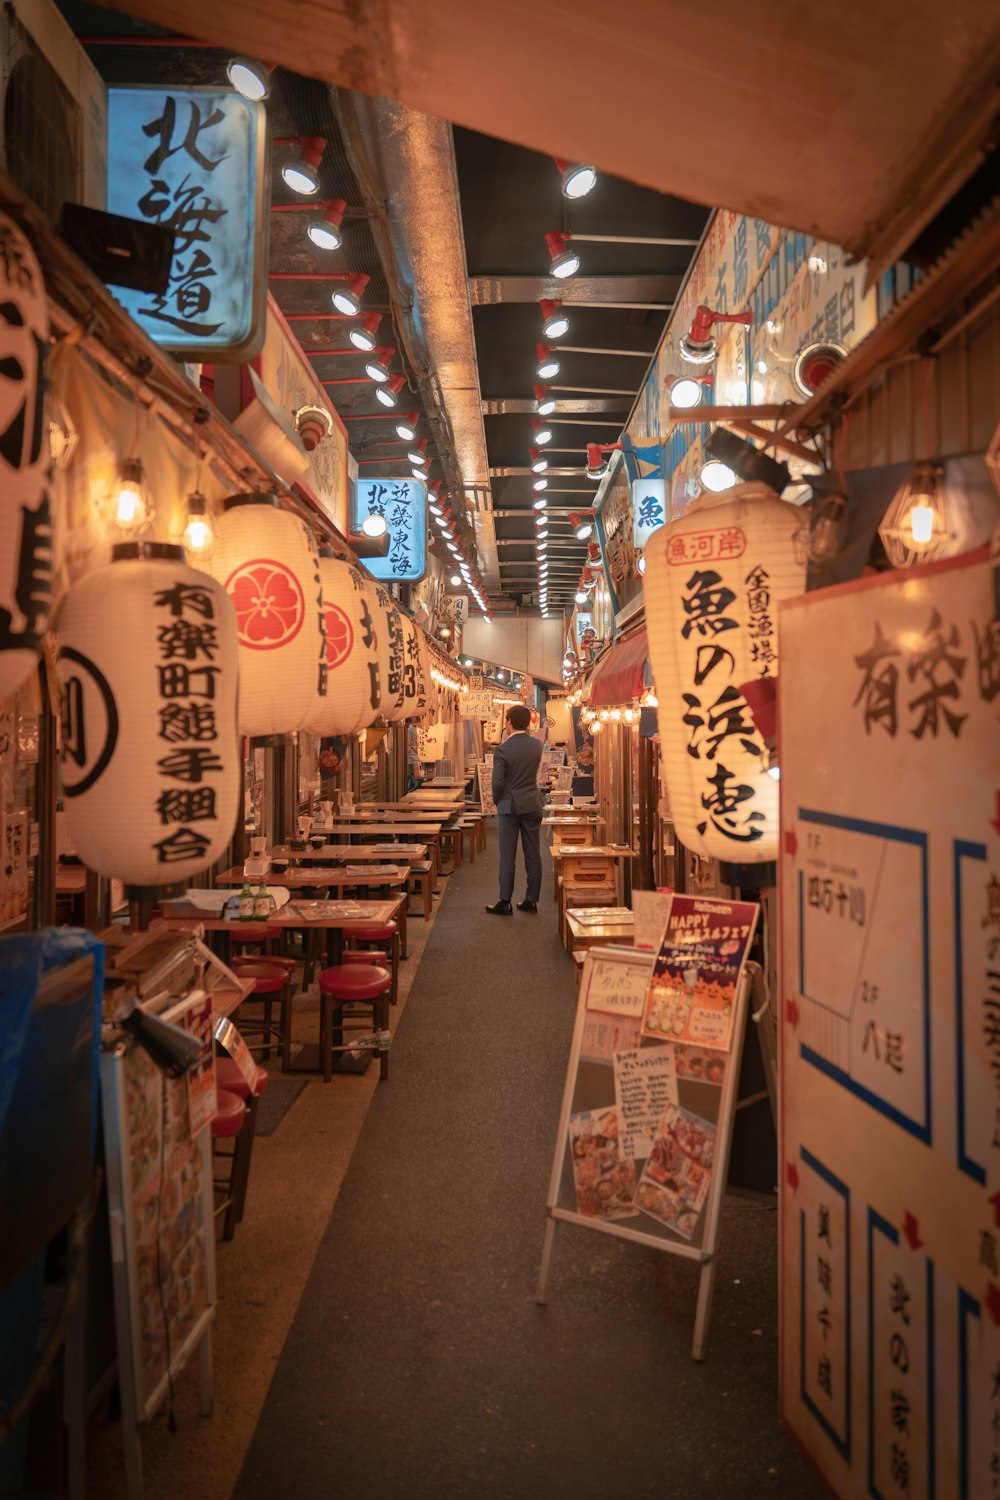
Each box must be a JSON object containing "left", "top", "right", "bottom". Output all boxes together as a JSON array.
[
  {"left": 262, "top": 995, "right": 272, "bottom": 1061},
  {"left": 377, "top": 992, "right": 389, "bottom": 1081},
  {"left": 236, "top": 1095, "right": 259, "bottom": 1224},
  {"left": 390, "top": 934, "right": 399, "bottom": 1005},
  {"left": 398, "top": 902, "right": 408, "bottom": 959},
  {"left": 320, "top": 987, "right": 332, "bottom": 1084},
  {"left": 222, "top": 1101, "right": 253, "bottom": 1240},
  {"left": 281, "top": 985, "right": 292, "bottom": 1073}
]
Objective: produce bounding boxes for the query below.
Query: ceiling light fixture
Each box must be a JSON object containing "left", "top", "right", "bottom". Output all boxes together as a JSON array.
[
  {"left": 679, "top": 304, "right": 753, "bottom": 365},
  {"left": 227, "top": 57, "right": 272, "bottom": 101},
  {"left": 375, "top": 374, "right": 406, "bottom": 408},
  {"left": 704, "top": 426, "right": 790, "bottom": 493},
  {"left": 586, "top": 443, "right": 609, "bottom": 481},
  {"left": 540, "top": 299, "right": 569, "bottom": 340},
  {"left": 449, "top": 571, "right": 461, "bottom": 585},
  {"left": 349, "top": 311, "right": 383, "bottom": 351},
  {"left": 667, "top": 373, "right": 711, "bottom": 410},
  {"left": 878, "top": 460, "right": 952, "bottom": 567},
  {"left": 364, "top": 346, "right": 395, "bottom": 383},
  {"left": 361, "top": 512, "right": 388, "bottom": 538},
  {"left": 700, "top": 458, "right": 738, "bottom": 492},
  {"left": 307, "top": 198, "right": 346, "bottom": 251},
  {"left": 407, "top": 439, "right": 429, "bottom": 466},
  {"left": 532, "top": 476, "right": 548, "bottom": 493},
  {"left": 545, "top": 231, "right": 580, "bottom": 279},
  {"left": 552, "top": 158, "right": 597, "bottom": 199},
  {"left": 281, "top": 136, "right": 326, "bottom": 196},
  {"left": 534, "top": 384, "right": 556, "bottom": 416},
  {"left": 530, "top": 417, "right": 553, "bottom": 446},
  {"left": 395, "top": 412, "right": 419, "bottom": 442},
  {"left": 536, "top": 342, "right": 560, "bottom": 380},
  {"left": 331, "top": 273, "right": 369, "bottom": 316},
  {"left": 569, "top": 509, "right": 596, "bottom": 540},
  {"left": 528, "top": 446, "right": 549, "bottom": 474},
  {"left": 532, "top": 495, "right": 548, "bottom": 511}
]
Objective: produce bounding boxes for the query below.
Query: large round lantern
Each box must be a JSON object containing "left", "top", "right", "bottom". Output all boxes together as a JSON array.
[
  {"left": 414, "top": 624, "right": 439, "bottom": 724},
  {"left": 56, "top": 543, "right": 240, "bottom": 896},
  {"left": 395, "top": 611, "right": 432, "bottom": 723},
  {"left": 355, "top": 574, "right": 398, "bottom": 723},
  {"left": 546, "top": 697, "right": 572, "bottom": 743},
  {"left": 643, "top": 483, "right": 807, "bottom": 867},
  {"left": 207, "top": 494, "right": 325, "bottom": 738},
  {"left": 376, "top": 592, "right": 410, "bottom": 725},
  {"left": 0, "top": 211, "right": 51, "bottom": 702},
  {"left": 305, "top": 552, "right": 379, "bottom": 736}
]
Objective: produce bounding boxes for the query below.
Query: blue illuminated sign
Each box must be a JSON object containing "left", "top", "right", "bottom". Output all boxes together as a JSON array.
[
  {"left": 352, "top": 477, "right": 427, "bottom": 582},
  {"left": 106, "top": 86, "right": 268, "bottom": 360}
]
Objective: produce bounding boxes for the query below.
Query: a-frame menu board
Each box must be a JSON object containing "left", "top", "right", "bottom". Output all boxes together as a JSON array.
[{"left": 538, "top": 893, "right": 759, "bottom": 1359}]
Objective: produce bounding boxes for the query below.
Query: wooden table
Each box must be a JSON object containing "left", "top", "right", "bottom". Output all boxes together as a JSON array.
[
  {"left": 563, "top": 910, "right": 635, "bottom": 955},
  {"left": 215, "top": 864, "right": 411, "bottom": 954},
  {"left": 542, "top": 815, "right": 605, "bottom": 849},
  {"left": 302, "top": 824, "right": 445, "bottom": 878},
  {"left": 271, "top": 842, "right": 427, "bottom": 862},
  {"left": 315, "top": 808, "right": 453, "bottom": 824}
]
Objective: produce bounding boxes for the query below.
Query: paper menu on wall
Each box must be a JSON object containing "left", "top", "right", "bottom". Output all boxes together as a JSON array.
[
  {"left": 613, "top": 1047, "right": 679, "bottom": 1159},
  {"left": 632, "top": 890, "right": 674, "bottom": 951}
]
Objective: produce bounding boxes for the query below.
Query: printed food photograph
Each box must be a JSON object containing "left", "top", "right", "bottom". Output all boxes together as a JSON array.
[
  {"left": 636, "top": 1103, "right": 717, "bottom": 1240},
  {"left": 567, "top": 1106, "right": 639, "bottom": 1222}
]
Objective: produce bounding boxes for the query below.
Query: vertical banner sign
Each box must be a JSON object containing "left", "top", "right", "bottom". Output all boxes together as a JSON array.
[
  {"left": 778, "top": 550, "right": 999, "bottom": 1497},
  {"left": 644, "top": 483, "right": 807, "bottom": 864},
  {"left": 632, "top": 477, "right": 668, "bottom": 551},
  {"left": 351, "top": 477, "right": 427, "bottom": 582},
  {"left": 106, "top": 86, "right": 269, "bottom": 361}
]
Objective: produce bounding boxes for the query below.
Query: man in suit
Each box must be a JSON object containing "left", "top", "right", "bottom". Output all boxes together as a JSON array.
[{"left": 486, "top": 704, "right": 544, "bottom": 915}]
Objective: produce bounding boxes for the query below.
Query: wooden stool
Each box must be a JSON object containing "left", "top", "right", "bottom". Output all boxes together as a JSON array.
[
  {"left": 342, "top": 919, "right": 399, "bottom": 1005},
  {"left": 211, "top": 1067, "right": 267, "bottom": 1240},
  {"left": 317, "top": 964, "right": 392, "bottom": 1082},
  {"left": 407, "top": 860, "right": 434, "bottom": 917},
  {"left": 229, "top": 959, "right": 295, "bottom": 1069},
  {"left": 459, "top": 822, "right": 477, "bottom": 863}
]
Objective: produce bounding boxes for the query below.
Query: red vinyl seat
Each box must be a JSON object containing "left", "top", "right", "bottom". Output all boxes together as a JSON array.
[{"left": 317, "top": 963, "right": 392, "bottom": 1083}]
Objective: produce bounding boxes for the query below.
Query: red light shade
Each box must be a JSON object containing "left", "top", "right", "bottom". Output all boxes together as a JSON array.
[
  {"left": 545, "top": 231, "right": 580, "bottom": 278},
  {"left": 534, "top": 383, "right": 556, "bottom": 414},
  {"left": 539, "top": 298, "right": 568, "bottom": 338},
  {"left": 530, "top": 416, "right": 553, "bottom": 444},
  {"left": 331, "top": 272, "right": 369, "bottom": 315},
  {"left": 535, "top": 341, "right": 560, "bottom": 378},
  {"left": 307, "top": 198, "right": 347, "bottom": 250},
  {"left": 679, "top": 304, "right": 753, "bottom": 364},
  {"left": 348, "top": 311, "right": 383, "bottom": 350},
  {"left": 374, "top": 373, "right": 406, "bottom": 407},
  {"left": 364, "top": 346, "right": 395, "bottom": 381}
]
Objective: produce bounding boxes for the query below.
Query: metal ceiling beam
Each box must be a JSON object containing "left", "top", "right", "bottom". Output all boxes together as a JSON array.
[
  {"left": 469, "top": 276, "right": 683, "bottom": 305},
  {"left": 483, "top": 399, "right": 627, "bottom": 415}
]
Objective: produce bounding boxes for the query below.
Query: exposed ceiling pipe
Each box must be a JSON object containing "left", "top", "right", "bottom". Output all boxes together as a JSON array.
[{"left": 333, "top": 88, "right": 500, "bottom": 591}]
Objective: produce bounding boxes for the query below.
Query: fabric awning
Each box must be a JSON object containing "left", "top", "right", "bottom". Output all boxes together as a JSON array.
[{"left": 587, "top": 628, "right": 648, "bottom": 707}]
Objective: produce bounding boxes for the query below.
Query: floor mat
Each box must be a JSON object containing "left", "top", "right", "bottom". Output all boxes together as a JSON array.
[{"left": 254, "top": 1077, "right": 308, "bottom": 1136}]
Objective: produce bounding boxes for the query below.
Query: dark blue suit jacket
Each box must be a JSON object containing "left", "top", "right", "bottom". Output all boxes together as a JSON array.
[{"left": 492, "top": 732, "right": 543, "bottom": 815}]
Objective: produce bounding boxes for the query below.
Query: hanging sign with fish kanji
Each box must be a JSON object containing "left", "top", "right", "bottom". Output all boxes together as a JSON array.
[{"left": 106, "top": 86, "right": 269, "bottom": 360}]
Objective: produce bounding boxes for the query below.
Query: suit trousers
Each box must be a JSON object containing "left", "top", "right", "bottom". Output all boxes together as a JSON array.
[{"left": 497, "top": 809, "right": 542, "bottom": 903}]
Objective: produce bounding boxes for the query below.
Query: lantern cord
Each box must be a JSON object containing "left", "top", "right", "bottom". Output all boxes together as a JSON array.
[
  {"left": 126, "top": 384, "right": 144, "bottom": 463},
  {"left": 921, "top": 358, "right": 934, "bottom": 460}
]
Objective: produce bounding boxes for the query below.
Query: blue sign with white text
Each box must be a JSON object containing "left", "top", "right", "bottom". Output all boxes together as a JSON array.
[
  {"left": 106, "top": 86, "right": 268, "bottom": 360},
  {"left": 352, "top": 477, "right": 427, "bottom": 582}
]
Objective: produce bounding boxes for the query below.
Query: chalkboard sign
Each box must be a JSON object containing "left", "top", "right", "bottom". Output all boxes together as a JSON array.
[{"left": 539, "top": 891, "right": 759, "bottom": 1359}]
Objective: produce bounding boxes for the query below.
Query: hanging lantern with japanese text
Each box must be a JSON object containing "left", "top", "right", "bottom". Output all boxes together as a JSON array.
[
  {"left": 0, "top": 211, "right": 51, "bottom": 702},
  {"left": 643, "top": 484, "right": 807, "bottom": 867},
  {"left": 56, "top": 544, "right": 240, "bottom": 895},
  {"left": 305, "top": 552, "right": 379, "bottom": 736},
  {"left": 207, "top": 494, "right": 325, "bottom": 738},
  {"left": 355, "top": 573, "right": 398, "bottom": 723}
]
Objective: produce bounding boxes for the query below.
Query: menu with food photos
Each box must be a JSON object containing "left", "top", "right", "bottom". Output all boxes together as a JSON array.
[
  {"left": 540, "top": 900, "right": 759, "bottom": 1358},
  {"left": 101, "top": 990, "right": 217, "bottom": 1426}
]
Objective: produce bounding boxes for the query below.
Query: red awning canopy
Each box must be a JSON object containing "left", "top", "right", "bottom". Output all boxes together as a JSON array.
[{"left": 587, "top": 628, "right": 648, "bottom": 707}]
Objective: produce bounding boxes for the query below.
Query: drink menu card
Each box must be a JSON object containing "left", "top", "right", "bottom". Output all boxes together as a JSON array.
[{"left": 641, "top": 894, "right": 758, "bottom": 1053}]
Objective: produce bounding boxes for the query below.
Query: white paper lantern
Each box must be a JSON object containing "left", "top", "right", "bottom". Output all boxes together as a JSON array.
[
  {"left": 414, "top": 626, "right": 439, "bottom": 724},
  {"left": 546, "top": 697, "right": 573, "bottom": 743},
  {"left": 395, "top": 611, "right": 433, "bottom": 724},
  {"left": 381, "top": 597, "right": 411, "bottom": 724},
  {"left": 56, "top": 543, "right": 240, "bottom": 894},
  {"left": 306, "top": 553, "right": 380, "bottom": 736},
  {"left": 356, "top": 574, "right": 399, "bottom": 722},
  {"left": 644, "top": 483, "right": 807, "bottom": 865},
  {"left": 207, "top": 494, "right": 325, "bottom": 737},
  {"left": 0, "top": 211, "right": 51, "bottom": 701}
]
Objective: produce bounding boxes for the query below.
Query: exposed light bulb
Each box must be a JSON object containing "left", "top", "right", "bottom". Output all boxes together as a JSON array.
[
  {"left": 361, "top": 512, "right": 387, "bottom": 538},
  {"left": 182, "top": 493, "right": 213, "bottom": 554},
  {"left": 700, "top": 459, "right": 737, "bottom": 493}
]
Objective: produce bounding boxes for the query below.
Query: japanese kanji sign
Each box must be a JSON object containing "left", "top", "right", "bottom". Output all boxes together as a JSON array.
[
  {"left": 106, "top": 86, "right": 268, "bottom": 360},
  {"left": 778, "top": 547, "right": 999, "bottom": 1497},
  {"left": 351, "top": 476, "right": 427, "bottom": 583}
]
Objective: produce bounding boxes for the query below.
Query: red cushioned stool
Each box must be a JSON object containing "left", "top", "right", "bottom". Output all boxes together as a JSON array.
[
  {"left": 213, "top": 1060, "right": 268, "bottom": 1236},
  {"left": 227, "top": 923, "right": 282, "bottom": 961},
  {"left": 230, "top": 959, "right": 295, "bottom": 1069},
  {"left": 317, "top": 963, "right": 392, "bottom": 1083},
  {"left": 342, "top": 920, "right": 399, "bottom": 1005},
  {"left": 211, "top": 1080, "right": 262, "bottom": 1241}
]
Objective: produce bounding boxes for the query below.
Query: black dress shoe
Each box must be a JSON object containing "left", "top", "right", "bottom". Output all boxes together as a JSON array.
[
  {"left": 516, "top": 900, "right": 538, "bottom": 913},
  {"left": 485, "top": 900, "right": 513, "bottom": 915}
]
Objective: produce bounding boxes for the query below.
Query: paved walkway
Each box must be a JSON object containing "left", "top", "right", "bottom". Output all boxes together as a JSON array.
[{"left": 234, "top": 831, "right": 825, "bottom": 1500}]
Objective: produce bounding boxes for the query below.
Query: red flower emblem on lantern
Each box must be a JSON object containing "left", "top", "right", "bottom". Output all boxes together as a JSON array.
[
  {"left": 324, "top": 602, "right": 354, "bottom": 670},
  {"left": 226, "top": 559, "right": 305, "bottom": 650}
]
